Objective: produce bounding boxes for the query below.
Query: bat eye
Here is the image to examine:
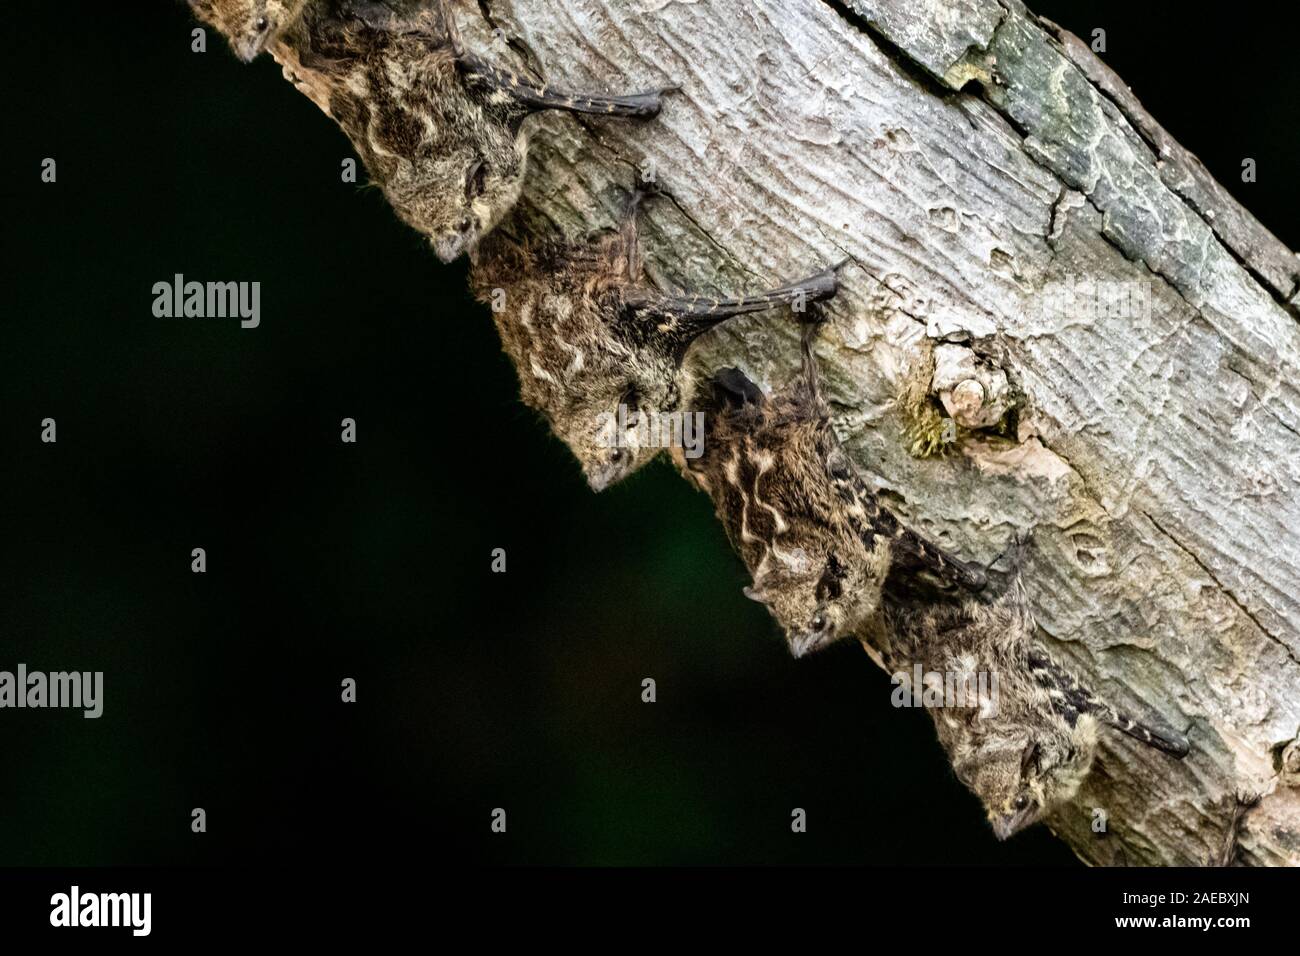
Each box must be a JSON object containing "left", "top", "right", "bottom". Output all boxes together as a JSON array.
[
  {"left": 456, "top": 217, "right": 473, "bottom": 234},
  {"left": 610, "top": 447, "right": 627, "bottom": 464},
  {"left": 254, "top": 17, "right": 269, "bottom": 32},
  {"left": 1012, "top": 794, "right": 1031, "bottom": 812},
  {"left": 811, "top": 613, "right": 829, "bottom": 633}
]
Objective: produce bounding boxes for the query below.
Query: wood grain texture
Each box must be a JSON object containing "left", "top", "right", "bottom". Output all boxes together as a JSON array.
[{"left": 363, "top": 0, "right": 1300, "bottom": 863}]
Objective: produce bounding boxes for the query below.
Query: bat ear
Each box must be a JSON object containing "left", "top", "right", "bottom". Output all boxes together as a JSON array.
[
  {"left": 438, "top": 0, "right": 466, "bottom": 58},
  {"left": 742, "top": 585, "right": 771, "bottom": 605}
]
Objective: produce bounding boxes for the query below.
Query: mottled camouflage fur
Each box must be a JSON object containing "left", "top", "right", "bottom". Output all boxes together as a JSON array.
[
  {"left": 472, "top": 194, "right": 842, "bottom": 491},
  {"left": 192, "top": 0, "right": 667, "bottom": 261},
  {"left": 867, "top": 560, "right": 1190, "bottom": 839},
  {"left": 682, "top": 326, "right": 986, "bottom": 657}
]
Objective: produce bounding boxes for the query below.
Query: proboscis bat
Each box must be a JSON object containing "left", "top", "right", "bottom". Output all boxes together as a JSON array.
[
  {"left": 194, "top": 0, "right": 670, "bottom": 260},
  {"left": 681, "top": 321, "right": 987, "bottom": 657},
  {"left": 471, "top": 191, "right": 843, "bottom": 491},
  {"left": 866, "top": 546, "right": 1190, "bottom": 840}
]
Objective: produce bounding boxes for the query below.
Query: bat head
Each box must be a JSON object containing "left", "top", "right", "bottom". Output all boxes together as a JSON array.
[
  {"left": 189, "top": 0, "right": 306, "bottom": 62},
  {"left": 424, "top": 147, "right": 528, "bottom": 263},
  {"left": 746, "top": 533, "right": 884, "bottom": 657},
  {"left": 557, "top": 363, "right": 683, "bottom": 492},
  {"left": 951, "top": 716, "right": 1099, "bottom": 840},
  {"left": 481, "top": 233, "right": 688, "bottom": 491}
]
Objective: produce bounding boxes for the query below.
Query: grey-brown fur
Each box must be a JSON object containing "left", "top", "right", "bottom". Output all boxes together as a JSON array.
[
  {"left": 192, "top": 0, "right": 669, "bottom": 261},
  {"left": 866, "top": 556, "right": 1190, "bottom": 840},
  {"left": 472, "top": 193, "right": 842, "bottom": 491},
  {"left": 682, "top": 325, "right": 987, "bottom": 657},
  {"left": 189, "top": 0, "right": 308, "bottom": 62}
]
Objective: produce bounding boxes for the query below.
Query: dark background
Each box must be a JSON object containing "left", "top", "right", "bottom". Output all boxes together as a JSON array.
[{"left": 1, "top": 2, "right": 1294, "bottom": 866}]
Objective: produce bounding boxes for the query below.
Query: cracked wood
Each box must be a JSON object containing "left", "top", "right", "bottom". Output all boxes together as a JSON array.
[{"left": 449, "top": 0, "right": 1299, "bottom": 865}]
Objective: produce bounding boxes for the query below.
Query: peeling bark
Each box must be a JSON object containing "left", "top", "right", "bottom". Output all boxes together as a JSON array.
[{"left": 275, "top": 0, "right": 1300, "bottom": 864}]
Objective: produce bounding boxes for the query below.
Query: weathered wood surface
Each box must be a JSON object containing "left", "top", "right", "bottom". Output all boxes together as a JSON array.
[{"left": 285, "top": 0, "right": 1300, "bottom": 864}]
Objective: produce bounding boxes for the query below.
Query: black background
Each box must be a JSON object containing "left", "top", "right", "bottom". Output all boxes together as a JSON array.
[{"left": 1, "top": 1, "right": 1295, "bottom": 867}]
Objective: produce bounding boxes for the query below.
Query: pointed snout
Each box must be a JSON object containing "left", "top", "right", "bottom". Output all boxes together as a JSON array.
[
  {"left": 991, "top": 808, "right": 1036, "bottom": 841},
  {"left": 789, "top": 631, "right": 833, "bottom": 659},
  {"left": 433, "top": 234, "right": 471, "bottom": 264},
  {"left": 584, "top": 448, "right": 633, "bottom": 493},
  {"left": 234, "top": 35, "right": 270, "bottom": 63}
]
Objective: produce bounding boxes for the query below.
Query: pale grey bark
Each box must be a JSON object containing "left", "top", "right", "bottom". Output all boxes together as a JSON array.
[{"left": 444, "top": 0, "right": 1300, "bottom": 864}]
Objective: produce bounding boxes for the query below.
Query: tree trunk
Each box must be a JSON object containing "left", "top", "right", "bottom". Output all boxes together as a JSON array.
[{"left": 281, "top": 0, "right": 1300, "bottom": 865}]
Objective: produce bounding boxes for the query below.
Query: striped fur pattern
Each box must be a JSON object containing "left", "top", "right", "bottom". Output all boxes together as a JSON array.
[
  {"left": 870, "top": 564, "right": 1189, "bottom": 840},
  {"left": 471, "top": 196, "right": 841, "bottom": 491},
  {"left": 683, "top": 331, "right": 986, "bottom": 657},
  {"left": 196, "top": 0, "right": 667, "bottom": 262}
]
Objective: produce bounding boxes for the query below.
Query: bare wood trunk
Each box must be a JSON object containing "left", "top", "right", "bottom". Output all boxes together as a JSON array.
[{"left": 280, "top": 0, "right": 1300, "bottom": 864}]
